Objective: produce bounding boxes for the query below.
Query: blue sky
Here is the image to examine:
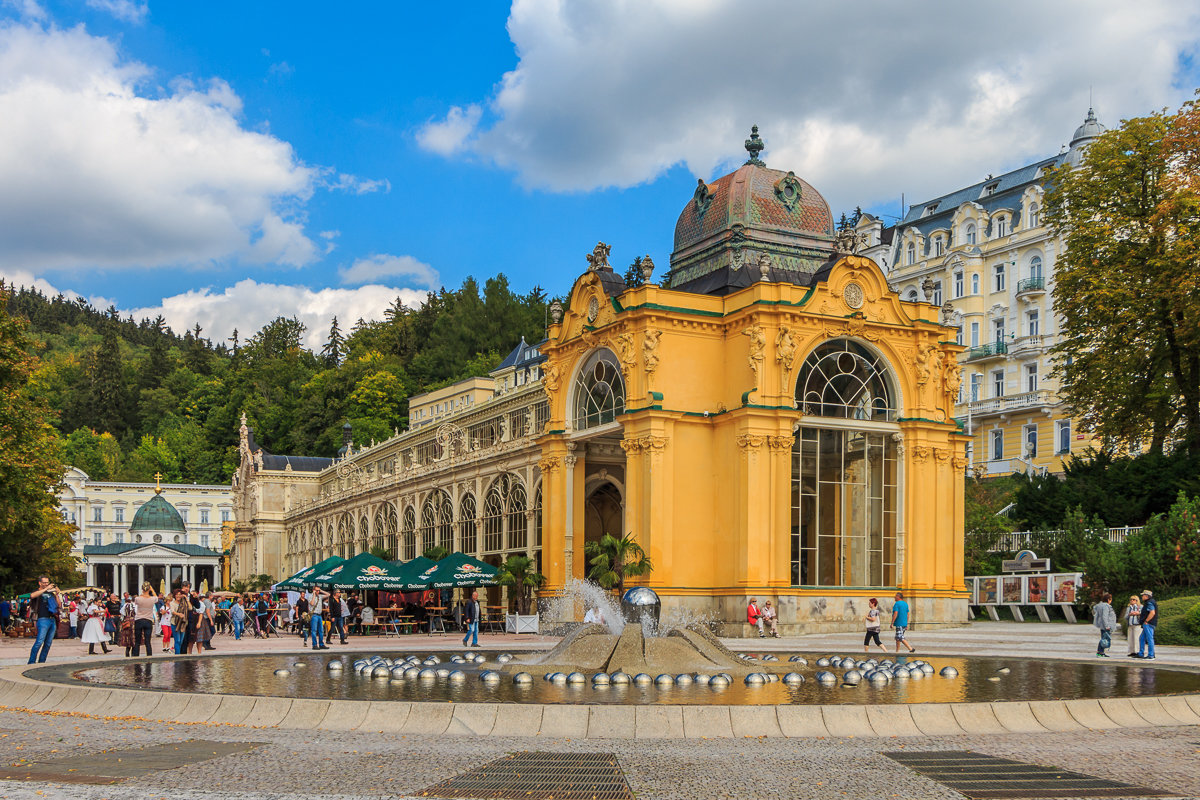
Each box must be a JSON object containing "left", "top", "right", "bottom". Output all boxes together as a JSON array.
[{"left": 1, "top": 1, "right": 1198, "bottom": 348}]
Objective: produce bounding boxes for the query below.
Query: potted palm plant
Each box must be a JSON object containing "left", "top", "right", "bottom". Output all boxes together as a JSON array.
[
  {"left": 497, "top": 554, "right": 545, "bottom": 634},
  {"left": 584, "top": 532, "right": 653, "bottom": 594}
]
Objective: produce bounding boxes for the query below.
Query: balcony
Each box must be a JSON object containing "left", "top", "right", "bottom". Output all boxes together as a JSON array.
[
  {"left": 966, "top": 390, "right": 1056, "bottom": 417},
  {"left": 966, "top": 341, "right": 1007, "bottom": 360},
  {"left": 1009, "top": 334, "right": 1046, "bottom": 355},
  {"left": 1016, "top": 276, "right": 1045, "bottom": 296}
]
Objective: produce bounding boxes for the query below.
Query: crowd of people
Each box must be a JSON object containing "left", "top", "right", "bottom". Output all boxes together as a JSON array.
[{"left": 1091, "top": 589, "right": 1158, "bottom": 659}]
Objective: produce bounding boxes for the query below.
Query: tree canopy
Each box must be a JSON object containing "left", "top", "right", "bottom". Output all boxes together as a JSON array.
[{"left": 1046, "top": 96, "right": 1200, "bottom": 454}]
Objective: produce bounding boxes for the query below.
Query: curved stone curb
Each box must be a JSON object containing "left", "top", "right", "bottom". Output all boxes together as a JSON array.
[{"left": 3, "top": 663, "right": 1199, "bottom": 739}]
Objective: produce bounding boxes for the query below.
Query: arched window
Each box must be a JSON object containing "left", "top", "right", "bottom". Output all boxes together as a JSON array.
[
  {"left": 372, "top": 507, "right": 385, "bottom": 552},
  {"left": 384, "top": 504, "right": 397, "bottom": 558},
  {"left": 933, "top": 236, "right": 944, "bottom": 257},
  {"left": 402, "top": 505, "right": 416, "bottom": 560},
  {"left": 573, "top": 349, "right": 625, "bottom": 429},
  {"left": 1029, "top": 255, "right": 1043, "bottom": 281},
  {"left": 796, "top": 339, "right": 896, "bottom": 421},
  {"left": 420, "top": 490, "right": 453, "bottom": 554},
  {"left": 357, "top": 515, "right": 369, "bottom": 554},
  {"left": 905, "top": 242, "right": 916, "bottom": 264},
  {"left": 459, "top": 494, "right": 477, "bottom": 555},
  {"left": 1027, "top": 203, "right": 1040, "bottom": 228},
  {"left": 971, "top": 273, "right": 980, "bottom": 294},
  {"left": 337, "top": 513, "right": 351, "bottom": 558},
  {"left": 994, "top": 215, "right": 1009, "bottom": 238},
  {"left": 965, "top": 222, "right": 977, "bottom": 245},
  {"left": 481, "top": 474, "right": 525, "bottom": 554},
  {"left": 508, "top": 481, "right": 528, "bottom": 551}
]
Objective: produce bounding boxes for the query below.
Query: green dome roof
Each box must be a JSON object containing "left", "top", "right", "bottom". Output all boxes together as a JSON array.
[{"left": 130, "top": 493, "right": 186, "bottom": 533}]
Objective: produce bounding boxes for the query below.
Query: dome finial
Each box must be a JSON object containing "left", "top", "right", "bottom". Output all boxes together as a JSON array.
[
  {"left": 153, "top": 471, "right": 162, "bottom": 495},
  {"left": 744, "top": 125, "right": 765, "bottom": 166}
]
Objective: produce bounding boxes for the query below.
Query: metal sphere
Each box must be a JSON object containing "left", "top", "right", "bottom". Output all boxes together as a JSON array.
[
  {"left": 435, "top": 668, "right": 451, "bottom": 678},
  {"left": 782, "top": 672, "right": 805, "bottom": 685},
  {"left": 988, "top": 676, "right": 1002, "bottom": 682},
  {"left": 868, "top": 670, "right": 889, "bottom": 684},
  {"left": 450, "top": 655, "right": 464, "bottom": 663},
  {"left": 401, "top": 667, "right": 419, "bottom": 679},
  {"left": 761, "top": 654, "right": 778, "bottom": 662},
  {"left": 274, "top": 669, "right": 291, "bottom": 677},
  {"left": 543, "top": 672, "right": 560, "bottom": 682},
  {"left": 632, "top": 673, "right": 653, "bottom": 685},
  {"left": 939, "top": 666, "right": 959, "bottom": 678},
  {"left": 908, "top": 667, "right": 925, "bottom": 680},
  {"left": 550, "top": 673, "right": 568, "bottom": 685},
  {"left": 654, "top": 674, "right": 675, "bottom": 687},
  {"left": 709, "top": 675, "right": 730, "bottom": 688},
  {"left": 448, "top": 670, "right": 467, "bottom": 682},
  {"left": 815, "top": 670, "right": 837, "bottom": 684},
  {"left": 842, "top": 670, "right": 863, "bottom": 685},
  {"left": 674, "top": 674, "right": 694, "bottom": 686},
  {"left": 417, "top": 668, "right": 438, "bottom": 680},
  {"left": 744, "top": 673, "right": 766, "bottom": 686},
  {"left": 996, "top": 667, "right": 1011, "bottom": 674},
  {"left": 497, "top": 654, "right": 513, "bottom": 663},
  {"left": 692, "top": 673, "right": 712, "bottom": 685},
  {"left": 717, "top": 672, "right": 734, "bottom": 683},
  {"left": 390, "top": 666, "right": 407, "bottom": 678},
  {"left": 592, "top": 672, "right": 611, "bottom": 685},
  {"left": 620, "top": 586, "right": 661, "bottom": 628},
  {"left": 480, "top": 670, "right": 502, "bottom": 683},
  {"left": 788, "top": 655, "right": 808, "bottom": 665},
  {"left": 610, "top": 672, "right": 631, "bottom": 685},
  {"left": 816, "top": 657, "right": 831, "bottom": 668},
  {"left": 327, "top": 661, "right": 344, "bottom": 671},
  {"left": 892, "top": 667, "right": 910, "bottom": 679},
  {"left": 566, "top": 672, "right": 587, "bottom": 684},
  {"left": 513, "top": 672, "right": 533, "bottom": 684},
  {"left": 371, "top": 665, "right": 392, "bottom": 679},
  {"left": 473, "top": 655, "right": 487, "bottom": 664}
]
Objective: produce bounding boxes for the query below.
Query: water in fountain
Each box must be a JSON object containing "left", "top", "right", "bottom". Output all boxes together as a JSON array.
[{"left": 543, "top": 578, "right": 625, "bottom": 635}]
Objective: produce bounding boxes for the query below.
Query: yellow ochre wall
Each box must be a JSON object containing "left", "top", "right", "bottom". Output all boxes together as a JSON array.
[{"left": 538, "top": 255, "right": 969, "bottom": 633}]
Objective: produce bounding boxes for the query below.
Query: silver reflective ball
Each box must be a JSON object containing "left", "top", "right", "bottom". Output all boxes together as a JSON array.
[
  {"left": 566, "top": 672, "right": 587, "bottom": 684},
  {"left": 293, "top": 661, "right": 308, "bottom": 668},
  {"left": 744, "top": 673, "right": 766, "bottom": 686},
  {"left": 919, "top": 664, "right": 935, "bottom": 675},
  {"left": 788, "top": 655, "right": 808, "bottom": 665},
  {"left": 717, "top": 673, "right": 734, "bottom": 683},
  {"left": 868, "top": 670, "right": 889, "bottom": 684},
  {"left": 372, "top": 665, "right": 391, "bottom": 679},
  {"left": 892, "top": 668, "right": 910, "bottom": 680},
  {"left": 815, "top": 670, "right": 837, "bottom": 684},
  {"left": 274, "top": 668, "right": 290, "bottom": 677},
  {"left": 782, "top": 672, "right": 805, "bottom": 685},
  {"left": 448, "top": 670, "right": 466, "bottom": 682},
  {"left": 633, "top": 673, "right": 653, "bottom": 685},
  {"left": 709, "top": 675, "right": 730, "bottom": 688},
  {"left": 463, "top": 651, "right": 475, "bottom": 659},
  {"left": 610, "top": 671, "right": 631, "bottom": 685},
  {"left": 908, "top": 668, "right": 925, "bottom": 680},
  {"left": 401, "top": 667, "right": 419, "bottom": 679},
  {"left": 761, "top": 654, "right": 778, "bottom": 662},
  {"left": 939, "top": 666, "right": 959, "bottom": 679},
  {"left": 390, "top": 666, "right": 407, "bottom": 678},
  {"left": 620, "top": 586, "right": 661, "bottom": 628},
  {"left": 480, "top": 670, "right": 502, "bottom": 683},
  {"left": 550, "top": 673, "right": 568, "bottom": 685},
  {"left": 497, "top": 654, "right": 513, "bottom": 664},
  {"left": 417, "top": 668, "right": 438, "bottom": 680},
  {"left": 816, "top": 657, "right": 831, "bottom": 668},
  {"left": 435, "top": 668, "right": 451, "bottom": 679},
  {"left": 450, "top": 655, "right": 465, "bottom": 663},
  {"left": 996, "top": 667, "right": 1011, "bottom": 674},
  {"left": 473, "top": 655, "right": 487, "bottom": 664},
  {"left": 842, "top": 670, "right": 863, "bottom": 685},
  {"left": 513, "top": 672, "right": 533, "bottom": 684},
  {"left": 543, "top": 672, "right": 560, "bottom": 682},
  {"left": 592, "top": 672, "right": 611, "bottom": 685},
  {"left": 654, "top": 674, "right": 675, "bottom": 687},
  {"left": 674, "top": 674, "right": 694, "bottom": 686},
  {"left": 352, "top": 659, "right": 366, "bottom": 668},
  {"left": 327, "top": 661, "right": 344, "bottom": 671},
  {"left": 988, "top": 676, "right": 1002, "bottom": 682},
  {"left": 692, "top": 673, "right": 711, "bottom": 685}
]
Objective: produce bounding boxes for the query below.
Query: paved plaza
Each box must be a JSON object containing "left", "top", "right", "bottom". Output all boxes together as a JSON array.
[{"left": 0, "top": 622, "right": 1196, "bottom": 800}]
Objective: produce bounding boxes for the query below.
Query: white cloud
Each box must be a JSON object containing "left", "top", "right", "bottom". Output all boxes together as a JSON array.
[
  {"left": 85, "top": 0, "right": 148, "bottom": 24},
  {"left": 0, "top": 22, "right": 324, "bottom": 271},
  {"left": 427, "top": 0, "right": 1200, "bottom": 211},
  {"left": 2, "top": 0, "right": 45, "bottom": 21},
  {"left": 416, "top": 104, "right": 482, "bottom": 156},
  {"left": 340, "top": 253, "right": 439, "bottom": 289},
  {"left": 129, "top": 279, "right": 430, "bottom": 350}
]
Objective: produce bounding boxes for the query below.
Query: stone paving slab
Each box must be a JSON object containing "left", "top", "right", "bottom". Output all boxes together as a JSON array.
[
  {"left": 776, "top": 704, "right": 829, "bottom": 737},
  {"left": 864, "top": 703, "right": 922, "bottom": 737},
  {"left": 681, "top": 705, "right": 733, "bottom": 738},
  {"left": 635, "top": 705, "right": 685, "bottom": 739},
  {"left": 586, "top": 704, "right": 635, "bottom": 739},
  {"left": 356, "top": 700, "right": 408, "bottom": 732},
  {"left": 822, "top": 704, "right": 874, "bottom": 737},
  {"left": 728, "top": 704, "right": 781, "bottom": 737},
  {"left": 908, "top": 703, "right": 966, "bottom": 735},
  {"left": 988, "top": 701, "right": 1047, "bottom": 733}
]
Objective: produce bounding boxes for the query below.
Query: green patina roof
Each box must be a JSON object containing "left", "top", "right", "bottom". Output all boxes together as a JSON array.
[{"left": 129, "top": 493, "right": 186, "bottom": 533}]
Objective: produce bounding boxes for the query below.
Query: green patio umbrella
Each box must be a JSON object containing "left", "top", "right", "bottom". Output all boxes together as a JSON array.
[
  {"left": 392, "top": 555, "right": 436, "bottom": 585},
  {"left": 276, "top": 555, "right": 346, "bottom": 591},
  {"left": 311, "top": 551, "right": 411, "bottom": 590},
  {"left": 399, "top": 552, "right": 499, "bottom": 591}
]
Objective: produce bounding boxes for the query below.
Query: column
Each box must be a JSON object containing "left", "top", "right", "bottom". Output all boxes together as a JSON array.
[
  {"left": 137, "top": 564, "right": 144, "bottom": 592},
  {"left": 563, "top": 444, "right": 578, "bottom": 579},
  {"left": 86, "top": 562, "right": 94, "bottom": 588}
]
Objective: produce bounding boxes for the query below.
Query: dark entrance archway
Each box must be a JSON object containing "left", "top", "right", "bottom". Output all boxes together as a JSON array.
[{"left": 583, "top": 482, "right": 623, "bottom": 550}]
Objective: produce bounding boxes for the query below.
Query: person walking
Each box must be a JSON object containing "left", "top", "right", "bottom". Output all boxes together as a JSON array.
[
  {"left": 170, "top": 590, "right": 189, "bottom": 655},
  {"left": 131, "top": 583, "right": 157, "bottom": 657},
  {"left": 27, "top": 576, "right": 63, "bottom": 664},
  {"left": 118, "top": 596, "right": 136, "bottom": 656},
  {"left": 1123, "top": 594, "right": 1142, "bottom": 657},
  {"left": 67, "top": 596, "right": 78, "bottom": 638},
  {"left": 1092, "top": 592, "right": 1117, "bottom": 657},
  {"left": 864, "top": 598, "right": 888, "bottom": 653},
  {"left": 159, "top": 599, "right": 173, "bottom": 652},
  {"left": 328, "top": 589, "right": 347, "bottom": 645},
  {"left": 891, "top": 592, "right": 916, "bottom": 653},
  {"left": 462, "top": 590, "right": 480, "bottom": 648},
  {"left": 230, "top": 597, "right": 246, "bottom": 640},
  {"left": 81, "top": 598, "right": 110, "bottom": 655},
  {"left": 307, "top": 586, "right": 330, "bottom": 650},
  {"left": 1136, "top": 589, "right": 1157, "bottom": 660}
]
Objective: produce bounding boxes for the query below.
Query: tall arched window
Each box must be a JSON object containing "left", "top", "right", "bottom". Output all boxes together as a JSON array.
[
  {"left": 420, "top": 490, "right": 453, "bottom": 553},
  {"left": 965, "top": 222, "right": 977, "bottom": 245},
  {"left": 933, "top": 236, "right": 944, "bottom": 256},
  {"left": 402, "top": 505, "right": 416, "bottom": 560},
  {"left": 384, "top": 504, "right": 397, "bottom": 559},
  {"left": 971, "top": 273, "right": 980, "bottom": 294},
  {"left": 459, "top": 494, "right": 477, "bottom": 555},
  {"left": 796, "top": 339, "right": 896, "bottom": 421},
  {"left": 1027, "top": 203, "right": 1040, "bottom": 228},
  {"left": 573, "top": 349, "right": 625, "bottom": 429},
  {"left": 905, "top": 242, "right": 915, "bottom": 264},
  {"left": 357, "top": 515, "right": 369, "bottom": 554},
  {"left": 481, "top": 474, "right": 525, "bottom": 554},
  {"left": 1029, "top": 255, "right": 1043, "bottom": 281},
  {"left": 337, "top": 513, "right": 351, "bottom": 558},
  {"left": 508, "top": 481, "right": 528, "bottom": 551},
  {"left": 792, "top": 338, "right": 899, "bottom": 590}
]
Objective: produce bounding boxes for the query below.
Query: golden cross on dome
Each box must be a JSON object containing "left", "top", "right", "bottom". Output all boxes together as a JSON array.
[{"left": 154, "top": 472, "right": 162, "bottom": 494}]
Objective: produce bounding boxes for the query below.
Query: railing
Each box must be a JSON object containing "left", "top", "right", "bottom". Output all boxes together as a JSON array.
[
  {"left": 967, "top": 390, "right": 1054, "bottom": 416},
  {"left": 990, "top": 526, "right": 1145, "bottom": 552},
  {"left": 1016, "top": 276, "right": 1045, "bottom": 294},
  {"left": 967, "top": 341, "right": 1007, "bottom": 360}
]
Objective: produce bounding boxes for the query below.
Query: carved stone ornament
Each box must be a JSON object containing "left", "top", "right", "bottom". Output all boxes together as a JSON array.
[
  {"left": 587, "top": 296, "right": 600, "bottom": 323},
  {"left": 758, "top": 252, "right": 772, "bottom": 282},
  {"left": 640, "top": 255, "right": 655, "bottom": 283},
  {"left": 543, "top": 363, "right": 561, "bottom": 395},
  {"left": 911, "top": 445, "right": 931, "bottom": 462},
  {"left": 549, "top": 299, "right": 563, "bottom": 324},
  {"left": 743, "top": 324, "right": 767, "bottom": 383},
  {"left": 773, "top": 170, "right": 803, "bottom": 210},
  {"left": 643, "top": 329, "right": 662, "bottom": 374},
  {"left": 586, "top": 242, "right": 612, "bottom": 272},
  {"left": 952, "top": 456, "right": 969, "bottom": 470},
  {"left": 933, "top": 447, "right": 952, "bottom": 463},
  {"left": 435, "top": 423, "right": 466, "bottom": 459},
  {"left": 843, "top": 281, "right": 865, "bottom": 310},
  {"left": 774, "top": 326, "right": 797, "bottom": 373},
  {"left": 767, "top": 435, "right": 795, "bottom": 451},
  {"left": 616, "top": 332, "right": 636, "bottom": 374},
  {"left": 736, "top": 434, "right": 766, "bottom": 450},
  {"left": 620, "top": 435, "right": 668, "bottom": 453},
  {"left": 916, "top": 343, "right": 944, "bottom": 387},
  {"left": 537, "top": 456, "right": 560, "bottom": 474},
  {"left": 833, "top": 228, "right": 867, "bottom": 255},
  {"left": 694, "top": 179, "right": 714, "bottom": 217}
]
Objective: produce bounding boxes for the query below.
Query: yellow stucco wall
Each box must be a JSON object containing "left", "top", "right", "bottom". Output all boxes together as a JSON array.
[{"left": 536, "top": 254, "right": 969, "bottom": 631}]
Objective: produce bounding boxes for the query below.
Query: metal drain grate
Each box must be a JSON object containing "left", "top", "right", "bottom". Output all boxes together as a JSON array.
[
  {"left": 884, "top": 751, "right": 1174, "bottom": 799},
  {"left": 420, "top": 751, "right": 633, "bottom": 800}
]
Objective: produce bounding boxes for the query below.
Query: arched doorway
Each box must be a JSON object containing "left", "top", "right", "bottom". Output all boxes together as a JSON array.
[{"left": 584, "top": 482, "right": 623, "bottom": 549}]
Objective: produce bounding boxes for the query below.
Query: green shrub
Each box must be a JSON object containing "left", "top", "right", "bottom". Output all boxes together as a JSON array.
[
  {"left": 1184, "top": 601, "right": 1200, "bottom": 636},
  {"left": 1152, "top": 594, "right": 1200, "bottom": 647}
]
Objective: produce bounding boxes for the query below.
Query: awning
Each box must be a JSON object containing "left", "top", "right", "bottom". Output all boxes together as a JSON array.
[
  {"left": 311, "top": 552, "right": 412, "bottom": 590},
  {"left": 399, "top": 552, "right": 499, "bottom": 591},
  {"left": 276, "top": 556, "right": 347, "bottom": 590}
]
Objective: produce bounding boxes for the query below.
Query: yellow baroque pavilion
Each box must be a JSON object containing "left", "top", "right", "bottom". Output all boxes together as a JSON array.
[{"left": 236, "top": 130, "right": 969, "bottom": 634}]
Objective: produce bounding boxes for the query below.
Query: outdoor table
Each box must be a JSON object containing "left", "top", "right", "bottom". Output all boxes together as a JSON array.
[
  {"left": 426, "top": 606, "right": 447, "bottom": 635},
  {"left": 485, "top": 606, "right": 506, "bottom": 633}
]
